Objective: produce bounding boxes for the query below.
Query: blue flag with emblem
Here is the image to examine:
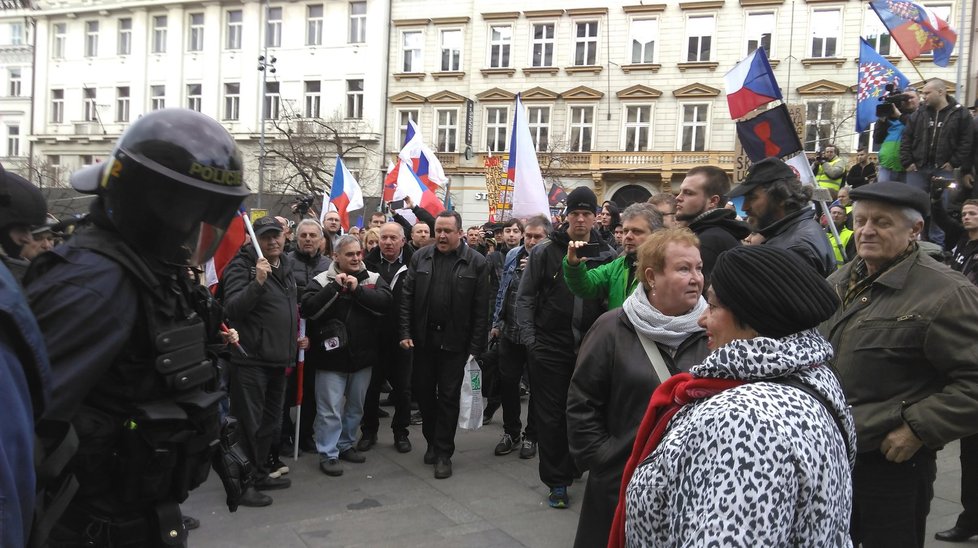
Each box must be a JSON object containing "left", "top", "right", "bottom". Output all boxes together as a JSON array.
[{"left": 856, "top": 38, "right": 911, "bottom": 133}]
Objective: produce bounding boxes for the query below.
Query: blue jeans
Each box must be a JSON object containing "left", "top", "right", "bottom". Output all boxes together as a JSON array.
[
  {"left": 877, "top": 166, "right": 906, "bottom": 183},
  {"left": 905, "top": 168, "right": 950, "bottom": 246},
  {"left": 313, "top": 368, "right": 372, "bottom": 458}
]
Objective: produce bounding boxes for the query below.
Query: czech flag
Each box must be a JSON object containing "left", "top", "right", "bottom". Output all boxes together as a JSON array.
[
  {"left": 399, "top": 120, "right": 448, "bottom": 189},
  {"left": 204, "top": 205, "right": 248, "bottom": 292},
  {"left": 391, "top": 159, "right": 444, "bottom": 224},
  {"left": 382, "top": 160, "right": 398, "bottom": 202},
  {"left": 326, "top": 156, "right": 364, "bottom": 231},
  {"left": 507, "top": 93, "right": 550, "bottom": 219},
  {"left": 724, "top": 47, "right": 782, "bottom": 120},
  {"left": 870, "top": 0, "right": 956, "bottom": 66}
]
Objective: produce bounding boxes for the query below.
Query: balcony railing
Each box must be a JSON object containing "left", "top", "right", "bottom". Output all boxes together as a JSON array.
[{"left": 433, "top": 150, "right": 736, "bottom": 172}]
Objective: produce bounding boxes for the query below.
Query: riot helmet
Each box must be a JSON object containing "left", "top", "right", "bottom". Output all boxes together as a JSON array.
[
  {"left": 0, "top": 165, "right": 47, "bottom": 258},
  {"left": 71, "top": 109, "right": 250, "bottom": 265}
]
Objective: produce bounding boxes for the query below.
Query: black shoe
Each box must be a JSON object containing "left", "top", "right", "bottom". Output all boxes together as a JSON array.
[
  {"left": 410, "top": 411, "right": 423, "bottom": 425},
  {"left": 518, "top": 438, "right": 537, "bottom": 459},
  {"left": 380, "top": 396, "right": 395, "bottom": 407},
  {"left": 494, "top": 434, "right": 516, "bottom": 456},
  {"left": 320, "top": 457, "right": 343, "bottom": 476},
  {"left": 434, "top": 457, "right": 452, "bottom": 479},
  {"left": 356, "top": 434, "right": 377, "bottom": 452},
  {"left": 339, "top": 447, "right": 366, "bottom": 463},
  {"left": 394, "top": 433, "right": 412, "bottom": 453},
  {"left": 238, "top": 486, "right": 273, "bottom": 507},
  {"left": 182, "top": 515, "right": 200, "bottom": 531},
  {"left": 378, "top": 408, "right": 390, "bottom": 418},
  {"left": 423, "top": 447, "right": 437, "bottom": 465},
  {"left": 935, "top": 526, "right": 978, "bottom": 542},
  {"left": 265, "top": 455, "right": 289, "bottom": 479},
  {"left": 254, "top": 476, "right": 291, "bottom": 491},
  {"left": 299, "top": 437, "right": 318, "bottom": 453}
]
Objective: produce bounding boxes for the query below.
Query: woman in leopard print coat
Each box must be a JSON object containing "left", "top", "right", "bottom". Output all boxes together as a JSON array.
[{"left": 623, "top": 245, "right": 856, "bottom": 547}]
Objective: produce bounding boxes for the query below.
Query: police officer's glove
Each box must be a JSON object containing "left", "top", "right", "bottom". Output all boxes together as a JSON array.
[{"left": 211, "top": 416, "right": 253, "bottom": 512}]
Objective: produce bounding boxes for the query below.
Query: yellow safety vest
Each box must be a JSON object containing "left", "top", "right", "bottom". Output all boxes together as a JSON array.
[
  {"left": 828, "top": 226, "right": 854, "bottom": 265},
  {"left": 816, "top": 158, "right": 844, "bottom": 193}
]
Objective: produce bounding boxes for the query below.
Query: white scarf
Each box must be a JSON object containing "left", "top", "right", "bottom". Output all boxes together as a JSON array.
[{"left": 622, "top": 285, "right": 707, "bottom": 349}]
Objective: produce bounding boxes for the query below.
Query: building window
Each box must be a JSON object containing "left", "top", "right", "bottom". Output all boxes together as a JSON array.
[
  {"left": 7, "top": 125, "right": 19, "bottom": 157},
  {"left": 436, "top": 109, "right": 458, "bottom": 152},
  {"left": 488, "top": 25, "right": 512, "bottom": 68},
  {"left": 151, "top": 15, "right": 167, "bottom": 53},
  {"left": 83, "top": 87, "right": 97, "bottom": 122},
  {"left": 186, "top": 84, "right": 202, "bottom": 112},
  {"left": 8, "top": 68, "right": 20, "bottom": 97},
  {"left": 150, "top": 85, "right": 165, "bottom": 110},
  {"left": 745, "top": 12, "right": 774, "bottom": 56},
  {"left": 402, "top": 30, "right": 423, "bottom": 72},
  {"left": 568, "top": 106, "right": 594, "bottom": 152},
  {"left": 51, "top": 89, "right": 64, "bottom": 123},
  {"left": 188, "top": 13, "right": 204, "bottom": 52},
  {"left": 80, "top": 155, "right": 94, "bottom": 166},
  {"left": 485, "top": 107, "right": 508, "bottom": 152},
  {"left": 574, "top": 21, "right": 598, "bottom": 66},
  {"left": 531, "top": 23, "right": 555, "bottom": 67},
  {"left": 9, "top": 22, "right": 22, "bottom": 46},
  {"left": 85, "top": 21, "right": 99, "bottom": 57},
  {"left": 264, "top": 81, "right": 280, "bottom": 119},
  {"left": 679, "top": 103, "right": 709, "bottom": 151},
  {"left": 266, "top": 7, "right": 282, "bottom": 48},
  {"left": 863, "top": 6, "right": 891, "bottom": 55},
  {"left": 307, "top": 5, "right": 323, "bottom": 46},
  {"left": 623, "top": 105, "right": 653, "bottom": 151},
  {"left": 440, "top": 29, "right": 462, "bottom": 71},
  {"left": 527, "top": 106, "right": 550, "bottom": 152},
  {"left": 118, "top": 18, "right": 132, "bottom": 55},
  {"left": 224, "top": 83, "right": 240, "bottom": 121},
  {"left": 805, "top": 101, "right": 834, "bottom": 152},
  {"left": 226, "top": 10, "right": 242, "bottom": 50},
  {"left": 304, "top": 81, "right": 321, "bottom": 118},
  {"left": 52, "top": 23, "right": 66, "bottom": 59},
  {"left": 629, "top": 18, "right": 657, "bottom": 64},
  {"left": 397, "top": 109, "right": 418, "bottom": 146},
  {"left": 811, "top": 9, "right": 840, "bottom": 58},
  {"left": 346, "top": 79, "right": 363, "bottom": 119},
  {"left": 686, "top": 15, "right": 714, "bottom": 62},
  {"left": 48, "top": 155, "right": 60, "bottom": 167},
  {"left": 350, "top": 2, "right": 366, "bottom": 44},
  {"left": 116, "top": 86, "right": 130, "bottom": 122}
]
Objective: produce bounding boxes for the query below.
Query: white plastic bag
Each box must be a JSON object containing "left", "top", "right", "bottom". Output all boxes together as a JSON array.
[{"left": 458, "top": 355, "right": 484, "bottom": 430}]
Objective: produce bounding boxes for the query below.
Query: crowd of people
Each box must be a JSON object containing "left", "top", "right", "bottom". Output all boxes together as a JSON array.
[{"left": 3, "top": 89, "right": 978, "bottom": 548}]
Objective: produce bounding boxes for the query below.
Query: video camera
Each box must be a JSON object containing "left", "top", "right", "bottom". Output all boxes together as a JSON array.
[
  {"left": 290, "top": 194, "right": 316, "bottom": 216},
  {"left": 930, "top": 174, "right": 957, "bottom": 201},
  {"left": 876, "top": 83, "right": 914, "bottom": 118}
]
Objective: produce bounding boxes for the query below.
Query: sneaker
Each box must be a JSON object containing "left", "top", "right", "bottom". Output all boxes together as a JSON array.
[
  {"left": 548, "top": 486, "right": 569, "bottom": 509},
  {"left": 266, "top": 455, "right": 289, "bottom": 479},
  {"left": 410, "top": 411, "right": 423, "bottom": 425},
  {"left": 494, "top": 434, "right": 516, "bottom": 456},
  {"left": 182, "top": 515, "right": 200, "bottom": 531},
  {"left": 339, "top": 447, "right": 366, "bottom": 463},
  {"left": 319, "top": 457, "right": 343, "bottom": 477},
  {"left": 518, "top": 438, "right": 537, "bottom": 460}
]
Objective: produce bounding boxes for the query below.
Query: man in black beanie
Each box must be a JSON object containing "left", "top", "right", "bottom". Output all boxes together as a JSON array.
[
  {"left": 728, "top": 157, "right": 835, "bottom": 276},
  {"left": 820, "top": 181, "right": 978, "bottom": 547},
  {"left": 516, "top": 185, "right": 615, "bottom": 509}
]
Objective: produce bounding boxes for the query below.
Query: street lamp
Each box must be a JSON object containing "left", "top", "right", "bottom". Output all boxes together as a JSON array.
[{"left": 257, "top": 41, "right": 277, "bottom": 209}]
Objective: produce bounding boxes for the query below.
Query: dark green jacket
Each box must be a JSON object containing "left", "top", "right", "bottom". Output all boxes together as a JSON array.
[{"left": 562, "top": 254, "right": 636, "bottom": 310}]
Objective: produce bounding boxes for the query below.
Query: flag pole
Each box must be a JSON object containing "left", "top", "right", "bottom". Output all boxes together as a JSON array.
[
  {"left": 241, "top": 213, "right": 265, "bottom": 260},
  {"left": 293, "top": 318, "right": 306, "bottom": 461}
]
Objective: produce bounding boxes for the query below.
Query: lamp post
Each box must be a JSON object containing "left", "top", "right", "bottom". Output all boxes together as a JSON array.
[{"left": 257, "top": 8, "right": 276, "bottom": 210}]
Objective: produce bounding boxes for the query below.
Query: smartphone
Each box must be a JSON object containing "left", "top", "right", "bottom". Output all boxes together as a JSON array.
[
  {"left": 388, "top": 199, "right": 406, "bottom": 210},
  {"left": 576, "top": 242, "right": 602, "bottom": 258}
]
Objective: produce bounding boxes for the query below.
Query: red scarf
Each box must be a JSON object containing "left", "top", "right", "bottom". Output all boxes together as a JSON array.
[{"left": 607, "top": 372, "right": 746, "bottom": 548}]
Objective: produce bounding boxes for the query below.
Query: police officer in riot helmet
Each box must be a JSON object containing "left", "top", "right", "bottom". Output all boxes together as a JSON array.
[
  {"left": 0, "top": 167, "right": 48, "bottom": 284},
  {"left": 25, "top": 109, "right": 251, "bottom": 547}
]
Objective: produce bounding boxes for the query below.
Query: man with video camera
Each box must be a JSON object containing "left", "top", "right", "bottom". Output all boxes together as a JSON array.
[
  {"left": 900, "top": 79, "right": 973, "bottom": 246},
  {"left": 811, "top": 144, "right": 845, "bottom": 199},
  {"left": 873, "top": 86, "right": 918, "bottom": 183}
]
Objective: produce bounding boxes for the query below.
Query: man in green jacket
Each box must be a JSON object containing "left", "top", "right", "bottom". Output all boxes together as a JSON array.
[{"left": 563, "top": 203, "right": 663, "bottom": 309}]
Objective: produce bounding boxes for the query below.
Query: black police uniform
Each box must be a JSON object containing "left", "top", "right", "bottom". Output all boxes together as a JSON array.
[{"left": 26, "top": 222, "right": 227, "bottom": 547}]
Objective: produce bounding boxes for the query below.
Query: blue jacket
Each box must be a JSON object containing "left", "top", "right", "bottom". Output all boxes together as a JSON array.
[{"left": 1, "top": 261, "right": 51, "bottom": 547}]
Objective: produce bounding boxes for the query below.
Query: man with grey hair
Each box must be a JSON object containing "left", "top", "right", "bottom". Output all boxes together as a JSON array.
[
  {"left": 563, "top": 203, "right": 662, "bottom": 310},
  {"left": 820, "top": 182, "right": 978, "bottom": 547},
  {"left": 488, "top": 214, "right": 551, "bottom": 458}
]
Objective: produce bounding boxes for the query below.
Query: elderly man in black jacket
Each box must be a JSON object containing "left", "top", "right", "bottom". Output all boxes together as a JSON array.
[
  {"left": 729, "top": 157, "right": 836, "bottom": 276},
  {"left": 399, "top": 211, "right": 489, "bottom": 479}
]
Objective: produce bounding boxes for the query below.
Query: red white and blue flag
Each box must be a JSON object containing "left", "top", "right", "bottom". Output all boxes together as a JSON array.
[
  {"left": 870, "top": 0, "right": 956, "bottom": 66},
  {"left": 204, "top": 205, "right": 248, "bottom": 292},
  {"left": 391, "top": 159, "right": 444, "bottom": 224},
  {"left": 856, "top": 38, "right": 910, "bottom": 132},
  {"left": 507, "top": 94, "right": 550, "bottom": 219},
  {"left": 382, "top": 160, "right": 398, "bottom": 202},
  {"left": 399, "top": 120, "right": 448, "bottom": 189},
  {"left": 324, "top": 156, "right": 364, "bottom": 231},
  {"left": 724, "top": 47, "right": 782, "bottom": 120}
]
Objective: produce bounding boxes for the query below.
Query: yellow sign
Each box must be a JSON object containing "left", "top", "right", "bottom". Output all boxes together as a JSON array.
[{"left": 249, "top": 209, "right": 268, "bottom": 223}]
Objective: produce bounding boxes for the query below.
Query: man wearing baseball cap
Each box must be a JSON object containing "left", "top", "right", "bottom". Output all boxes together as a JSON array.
[
  {"left": 729, "top": 157, "right": 835, "bottom": 276},
  {"left": 820, "top": 182, "right": 978, "bottom": 546}
]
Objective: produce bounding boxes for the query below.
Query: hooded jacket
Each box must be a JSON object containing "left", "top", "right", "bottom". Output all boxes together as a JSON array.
[
  {"left": 760, "top": 206, "right": 836, "bottom": 277},
  {"left": 687, "top": 208, "right": 750, "bottom": 284},
  {"left": 624, "top": 330, "right": 855, "bottom": 547}
]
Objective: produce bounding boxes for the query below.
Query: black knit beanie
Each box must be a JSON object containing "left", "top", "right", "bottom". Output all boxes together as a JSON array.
[{"left": 710, "top": 246, "right": 840, "bottom": 339}]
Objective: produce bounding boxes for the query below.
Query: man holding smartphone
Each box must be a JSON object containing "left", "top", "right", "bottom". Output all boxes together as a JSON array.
[{"left": 516, "top": 186, "right": 615, "bottom": 509}]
